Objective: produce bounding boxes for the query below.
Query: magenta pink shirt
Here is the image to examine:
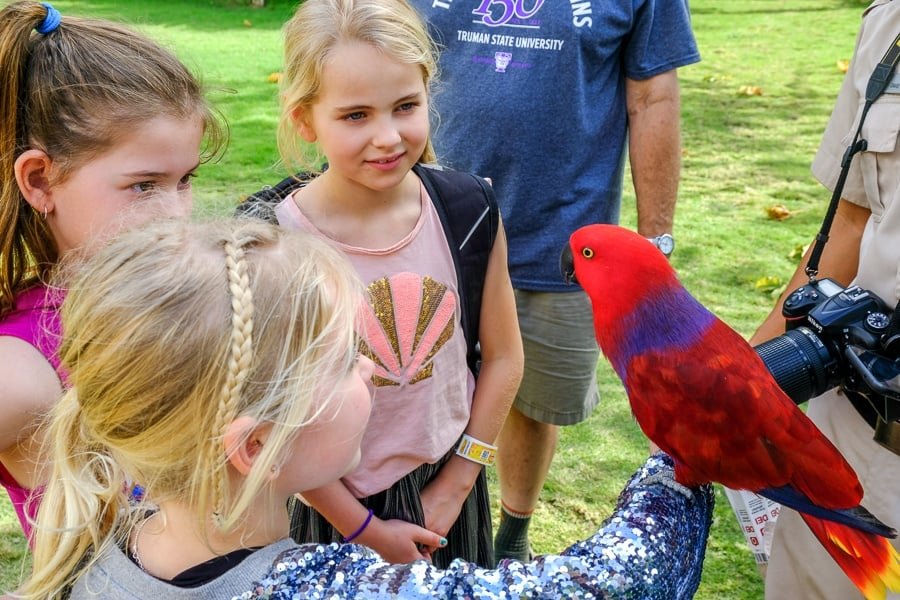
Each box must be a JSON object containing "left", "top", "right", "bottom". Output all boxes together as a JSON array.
[
  {"left": 0, "top": 284, "right": 64, "bottom": 542},
  {"left": 275, "top": 185, "right": 475, "bottom": 497}
]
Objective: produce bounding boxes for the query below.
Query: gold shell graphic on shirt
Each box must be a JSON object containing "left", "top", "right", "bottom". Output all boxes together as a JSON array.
[{"left": 359, "top": 272, "right": 456, "bottom": 387}]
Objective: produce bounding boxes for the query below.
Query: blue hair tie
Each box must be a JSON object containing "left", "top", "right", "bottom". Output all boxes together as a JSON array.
[{"left": 36, "top": 2, "right": 62, "bottom": 35}]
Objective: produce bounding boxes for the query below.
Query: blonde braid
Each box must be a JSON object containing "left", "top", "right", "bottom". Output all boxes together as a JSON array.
[{"left": 210, "top": 234, "right": 255, "bottom": 527}]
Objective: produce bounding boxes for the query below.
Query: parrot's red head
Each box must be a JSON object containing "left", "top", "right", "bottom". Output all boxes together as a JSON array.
[{"left": 561, "top": 224, "right": 680, "bottom": 328}]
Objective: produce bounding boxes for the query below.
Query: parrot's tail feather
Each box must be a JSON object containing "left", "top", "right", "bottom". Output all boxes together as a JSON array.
[
  {"left": 759, "top": 486, "right": 896, "bottom": 538},
  {"left": 800, "top": 513, "right": 900, "bottom": 600}
]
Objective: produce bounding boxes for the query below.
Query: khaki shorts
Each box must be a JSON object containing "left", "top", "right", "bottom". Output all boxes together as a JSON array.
[{"left": 512, "top": 289, "right": 601, "bottom": 426}]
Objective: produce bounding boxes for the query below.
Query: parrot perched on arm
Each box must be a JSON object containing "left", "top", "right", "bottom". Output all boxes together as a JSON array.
[{"left": 561, "top": 224, "right": 900, "bottom": 600}]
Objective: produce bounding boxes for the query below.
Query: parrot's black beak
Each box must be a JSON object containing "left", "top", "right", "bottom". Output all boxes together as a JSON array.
[{"left": 560, "top": 243, "right": 577, "bottom": 285}]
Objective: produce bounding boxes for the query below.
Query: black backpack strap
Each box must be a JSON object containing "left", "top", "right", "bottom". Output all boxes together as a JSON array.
[
  {"left": 413, "top": 163, "right": 499, "bottom": 374},
  {"left": 235, "top": 172, "right": 315, "bottom": 224}
]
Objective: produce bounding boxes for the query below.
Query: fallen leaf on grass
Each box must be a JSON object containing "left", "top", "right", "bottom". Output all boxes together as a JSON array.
[
  {"left": 243, "top": 19, "right": 253, "bottom": 27},
  {"left": 788, "top": 243, "right": 809, "bottom": 261},
  {"left": 267, "top": 72, "right": 283, "bottom": 84},
  {"left": 836, "top": 59, "right": 850, "bottom": 73},
  {"left": 765, "top": 204, "right": 792, "bottom": 221},
  {"left": 755, "top": 275, "right": 783, "bottom": 294},
  {"left": 738, "top": 85, "right": 763, "bottom": 96}
]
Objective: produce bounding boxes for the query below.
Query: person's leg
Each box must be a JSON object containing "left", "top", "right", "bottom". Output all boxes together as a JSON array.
[
  {"left": 494, "top": 290, "right": 600, "bottom": 563},
  {"left": 494, "top": 407, "right": 558, "bottom": 561}
]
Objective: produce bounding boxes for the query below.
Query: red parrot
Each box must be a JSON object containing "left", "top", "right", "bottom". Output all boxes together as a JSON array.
[{"left": 561, "top": 224, "right": 900, "bottom": 600}]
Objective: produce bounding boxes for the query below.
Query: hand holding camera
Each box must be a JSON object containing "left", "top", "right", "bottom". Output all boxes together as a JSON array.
[{"left": 755, "top": 278, "right": 900, "bottom": 455}]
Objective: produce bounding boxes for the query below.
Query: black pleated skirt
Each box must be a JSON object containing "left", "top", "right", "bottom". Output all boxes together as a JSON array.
[{"left": 289, "top": 448, "right": 494, "bottom": 569}]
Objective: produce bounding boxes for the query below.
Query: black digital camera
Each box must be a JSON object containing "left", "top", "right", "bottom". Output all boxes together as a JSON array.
[{"left": 754, "top": 278, "right": 900, "bottom": 455}]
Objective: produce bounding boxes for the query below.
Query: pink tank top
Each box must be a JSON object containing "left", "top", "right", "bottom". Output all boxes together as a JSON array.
[
  {"left": 0, "top": 284, "right": 64, "bottom": 542},
  {"left": 275, "top": 186, "right": 475, "bottom": 497}
]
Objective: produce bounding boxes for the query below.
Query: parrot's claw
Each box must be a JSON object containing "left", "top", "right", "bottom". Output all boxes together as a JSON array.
[{"left": 642, "top": 472, "right": 694, "bottom": 500}]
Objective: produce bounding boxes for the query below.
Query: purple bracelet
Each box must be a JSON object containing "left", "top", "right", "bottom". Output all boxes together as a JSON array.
[{"left": 343, "top": 508, "right": 375, "bottom": 543}]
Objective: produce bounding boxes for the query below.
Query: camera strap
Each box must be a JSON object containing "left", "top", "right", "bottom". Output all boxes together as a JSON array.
[{"left": 805, "top": 30, "right": 900, "bottom": 280}]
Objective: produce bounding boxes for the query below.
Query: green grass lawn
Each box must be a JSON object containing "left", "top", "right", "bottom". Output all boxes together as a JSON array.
[{"left": 0, "top": 0, "right": 874, "bottom": 597}]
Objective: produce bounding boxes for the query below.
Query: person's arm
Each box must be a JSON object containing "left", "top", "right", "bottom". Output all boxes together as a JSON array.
[
  {"left": 300, "top": 480, "right": 445, "bottom": 564},
  {"left": 261, "top": 454, "right": 714, "bottom": 600},
  {"left": 419, "top": 222, "right": 524, "bottom": 539},
  {"left": 628, "top": 69, "right": 683, "bottom": 457},
  {"left": 626, "top": 70, "right": 682, "bottom": 238},
  {"left": 750, "top": 198, "right": 870, "bottom": 345},
  {"left": 0, "top": 339, "right": 62, "bottom": 488}
]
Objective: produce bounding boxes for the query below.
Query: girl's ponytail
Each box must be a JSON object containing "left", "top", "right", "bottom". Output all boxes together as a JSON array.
[
  {"left": 0, "top": 2, "right": 59, "bottom": 315},
  {"left": 23, "top": 388, "right": 129, "bottom": 598}
]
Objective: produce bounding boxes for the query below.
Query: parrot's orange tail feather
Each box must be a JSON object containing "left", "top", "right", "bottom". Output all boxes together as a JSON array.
[{"left": 800, "top": 514, "right": 900, "bottom": 600}]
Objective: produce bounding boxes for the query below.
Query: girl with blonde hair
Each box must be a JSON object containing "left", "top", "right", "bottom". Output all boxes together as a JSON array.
[
  {"left": 247, "top": 0, "right": 524, "bottom": 568},
  {"left": 0, "top": 0, "right": 224, "bottom": 541},
  {"left": 20, "top": 218, "right": 713, "bottom": 599},
  {"left": 21, "top": 219, "right": 372, "bottom": 597}
]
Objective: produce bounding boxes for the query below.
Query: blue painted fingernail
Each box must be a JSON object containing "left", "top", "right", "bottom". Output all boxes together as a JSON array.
[{"left": 439, "top": 537, "right": 448, "bottom": 546}]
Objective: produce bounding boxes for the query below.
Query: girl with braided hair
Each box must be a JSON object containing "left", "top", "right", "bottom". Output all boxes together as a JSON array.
[
  {"left": 18, "top": 218, "right": 713, "bottom": 599},
  {"left": 0, "top": 0, "right": 224, "bottom": 542},
  {"left": 20, "top": 219, "right": 373, "bottom": 598}
]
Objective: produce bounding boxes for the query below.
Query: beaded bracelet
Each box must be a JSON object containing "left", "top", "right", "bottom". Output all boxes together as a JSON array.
[{"left": 343, "top": 508, "right": 375, "bottom": 543}]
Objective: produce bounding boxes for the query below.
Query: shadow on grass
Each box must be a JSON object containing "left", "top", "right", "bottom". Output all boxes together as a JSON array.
[{"left": 679, "top": 76, "right": 841, "bottom": 185}]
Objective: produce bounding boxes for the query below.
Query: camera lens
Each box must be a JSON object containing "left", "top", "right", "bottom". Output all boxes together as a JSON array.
[{"left": 754, "top": 327, "right": 840, "bottom": 404}]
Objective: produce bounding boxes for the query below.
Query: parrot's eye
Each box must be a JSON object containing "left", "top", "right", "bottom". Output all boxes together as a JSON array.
[{"left": 582, "top": 247, "right": 594, "bottom": 259}]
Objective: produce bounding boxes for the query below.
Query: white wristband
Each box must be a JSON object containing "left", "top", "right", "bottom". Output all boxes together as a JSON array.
[{"left": 455, "top": 434, "right": 497, "bottom": 466}]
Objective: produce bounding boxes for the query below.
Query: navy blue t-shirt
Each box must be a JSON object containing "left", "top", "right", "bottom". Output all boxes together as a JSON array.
[{"left": 413, "top": 0, "right": 700, "bottom": 290}]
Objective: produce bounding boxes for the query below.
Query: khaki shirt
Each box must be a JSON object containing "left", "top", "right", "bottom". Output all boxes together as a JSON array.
[{"left": 811, "top": 0, "right": 900, "bottom": 308}]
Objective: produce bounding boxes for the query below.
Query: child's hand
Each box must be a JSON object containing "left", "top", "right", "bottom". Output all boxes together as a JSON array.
[
  {"left": 358, "top": 516, "right": 446, "bottom": 564},
  {"left": 417, "top": 487, "right": 467, "bottom": 559},
  {"left": 419, "top": 483, "right": 466, "bottom": 541},
  {"left": 420, "top": 457, "right": 479, "bottom": 543}
]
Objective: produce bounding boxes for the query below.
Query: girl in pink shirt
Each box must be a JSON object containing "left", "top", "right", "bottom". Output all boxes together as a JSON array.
[
  {"left": 268, "top": 0, "right": 524, "bottom": 569},
  {"left": 0, "top": 1, "right": 224, "bottom": 542}
]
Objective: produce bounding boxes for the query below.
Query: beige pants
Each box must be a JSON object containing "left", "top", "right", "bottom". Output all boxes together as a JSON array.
[{"left": 765, "top": 391, "right": 900, "bottom": 600}]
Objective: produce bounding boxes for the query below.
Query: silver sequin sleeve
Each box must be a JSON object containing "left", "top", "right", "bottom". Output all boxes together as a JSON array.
[{"left": 238, "top": 453, "right": 714, "bottom": 599}]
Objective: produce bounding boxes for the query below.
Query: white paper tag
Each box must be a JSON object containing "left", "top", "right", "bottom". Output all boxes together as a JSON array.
[{"left": 724, "top": 487, "right": 781, "bottom": 565}]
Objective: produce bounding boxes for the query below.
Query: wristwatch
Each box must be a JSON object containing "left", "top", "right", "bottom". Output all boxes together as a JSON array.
[{"left": 646, "top": 233, "right": 675, "bottom": 257}]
